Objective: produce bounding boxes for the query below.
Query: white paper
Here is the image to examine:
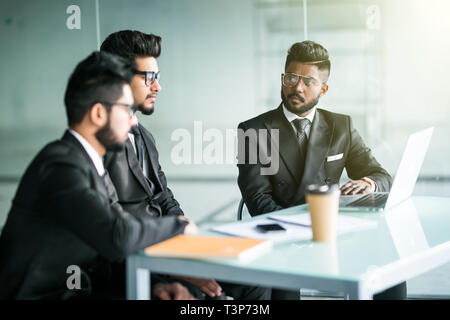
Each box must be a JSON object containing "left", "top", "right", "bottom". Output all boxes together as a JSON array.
[
  {"left": 268, "top": 213, "right": 377, "bottom": 233},
  {"left": 211, "top": 218, "right": 312, "bottom": 243}
]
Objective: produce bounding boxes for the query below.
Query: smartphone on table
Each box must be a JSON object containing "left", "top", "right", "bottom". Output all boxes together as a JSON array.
[{"left": 256, "top": 223, "right": 286, "bottom": 233}]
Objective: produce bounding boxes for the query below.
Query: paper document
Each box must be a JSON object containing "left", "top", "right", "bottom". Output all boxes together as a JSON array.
[
  {"left": 211, "top": 218, "right": 313, "bottom": 243},
  {"left": 212, "top": 214, "right": 377, "bottom": 243},
  {"left": 268, "top": 213, "right": 378, "bottom": 233}
]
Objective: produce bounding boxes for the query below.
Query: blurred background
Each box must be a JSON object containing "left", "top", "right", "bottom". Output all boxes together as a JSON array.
[{"left": 0, "top": 0, "right": 449, "bottom": 298}]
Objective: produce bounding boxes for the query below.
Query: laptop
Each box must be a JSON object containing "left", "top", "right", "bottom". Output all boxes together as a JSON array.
[{"left": 339, "top": 127, "right": 434, "bottom": 212}]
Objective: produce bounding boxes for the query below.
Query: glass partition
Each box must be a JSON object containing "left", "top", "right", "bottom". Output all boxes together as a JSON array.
[{"left": 1, "top": 0, "right": 449, "bottom": 193}]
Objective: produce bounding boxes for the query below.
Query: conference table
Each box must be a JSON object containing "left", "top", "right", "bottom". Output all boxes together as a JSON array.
[{"left": 126, "top": 196, "right": 450, "bottom": 300}]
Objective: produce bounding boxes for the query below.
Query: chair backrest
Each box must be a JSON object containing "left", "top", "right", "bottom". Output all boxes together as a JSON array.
[{"left": 237, "top": 198, "right": 246, "bottom": 221}]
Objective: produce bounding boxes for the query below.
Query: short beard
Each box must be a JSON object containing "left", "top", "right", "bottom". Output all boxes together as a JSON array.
[
  {"left": 281, "top": 89, "right": 320, "bottom": 115},
  {"left": 95, "top": 118, "right": 124, "bottom": 152},
  {"left": 138, "top": 103, "right": 154, "bottom": 116}
]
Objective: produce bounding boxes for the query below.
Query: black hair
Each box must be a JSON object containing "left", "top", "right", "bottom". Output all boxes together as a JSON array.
[
  {"left": 285, "top": 41, "right": 331, "bottom": 82},
  {"left": 64, "top": 51, "right": 136, "bottom": 126},
  {"left": 100, "top": 30, "right": 161, "bottom": 60}
]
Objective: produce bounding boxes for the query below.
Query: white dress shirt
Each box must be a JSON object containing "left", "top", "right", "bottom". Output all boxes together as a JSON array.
[
  {"left": 69, "top": 129, "right": 105, "bottom": 176},
  {"left": 282, "top": 104, "right": 316, "bottom": 139}
]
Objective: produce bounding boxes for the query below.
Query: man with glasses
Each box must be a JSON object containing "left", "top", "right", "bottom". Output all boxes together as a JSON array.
[
  {"left": 100, "top": 31, "right": 176, "bottom": 222},
  {"left": 0, "top": 51, "right": 198, "bottom": 299},
  {"left": 100, "top": 30, "right": 270, "bottom": 300},
  {"left": 237, "top": 40, "right": 406, "bottom": 299}
]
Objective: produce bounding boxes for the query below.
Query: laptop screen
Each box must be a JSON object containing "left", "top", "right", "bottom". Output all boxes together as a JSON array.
[{"left": 385, "top": 127, "right": 434, "bottom": 210}]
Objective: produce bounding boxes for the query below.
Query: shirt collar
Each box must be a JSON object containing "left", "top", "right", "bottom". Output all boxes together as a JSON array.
[
  {"left": 282, "top": 103, "right": 316, "bottom": 124},
  {"left": 129, "top": 121, "right": 140, "bottom": 136},
  {"left": 68, "top": 129, "right": 105, "bottom": 176}
]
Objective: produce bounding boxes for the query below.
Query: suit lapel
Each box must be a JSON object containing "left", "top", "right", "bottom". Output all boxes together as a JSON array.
[
  {"left": 139, "top": 124, "right": 163, "bottom": 193},
  {"left": 61, "top": 130, "right": 108, "bottom": 197},
  {"left": 125, "top": 138, "right": 153, "bottom": 195},
  {"left": 264, "top": 105, "right": 304, "bottom": 184},
  {"left": 296, "top": 109, "right": 335, "bottom": 198}
]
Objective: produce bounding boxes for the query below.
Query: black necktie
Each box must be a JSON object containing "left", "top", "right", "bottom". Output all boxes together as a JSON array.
[
  {"left": 292, "top": 118, "right": 310, "bottom": 178},
  {"left": 101, "top": 170, "right": 119, "bottom": 203},
  {"left": 292, "top": 118, "right": 310, "bottom": 148},
  {"left": 130, "top": 125, "right": 145, "bottom": 169}
]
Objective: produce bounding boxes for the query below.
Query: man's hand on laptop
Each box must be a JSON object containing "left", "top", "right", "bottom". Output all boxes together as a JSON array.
[{"left": 340, "top": 179, "right": 375, "bottom": 195}]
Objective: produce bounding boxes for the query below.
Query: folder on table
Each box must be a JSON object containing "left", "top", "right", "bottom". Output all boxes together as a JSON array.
[{"left": 145, "top": 235, "right": 272, "bottom": 263}]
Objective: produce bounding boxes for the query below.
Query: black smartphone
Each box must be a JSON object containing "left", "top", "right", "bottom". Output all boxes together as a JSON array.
[{"left": 256, "top": 223, "right": 286, "bottom": 233}]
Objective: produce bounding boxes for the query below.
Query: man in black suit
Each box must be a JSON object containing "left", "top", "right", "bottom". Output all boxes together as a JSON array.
[
  {"left": 101, "top": 30, "right": 270, "bottom": 300},
  {"left": 0, "top": 51, "right": 197, "bottom": 300},
  {"left": 101, "top": 31, "right": 183, "bottom": 220},
  {"left": 237, "top": 41, "right": 406, "bottom": 300}
]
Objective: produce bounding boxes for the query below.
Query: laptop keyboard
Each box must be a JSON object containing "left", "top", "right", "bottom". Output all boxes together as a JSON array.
[{"left": 347, "top": 193, "right": 389, "bottom": 208}]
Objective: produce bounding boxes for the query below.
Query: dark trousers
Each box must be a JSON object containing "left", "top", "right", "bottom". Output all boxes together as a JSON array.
[
  {"left": 271, "top": 288, "right": 301, "bottom": 300},
  {"left": 270, "top": 282, "right": 407, "bottom": 300}
]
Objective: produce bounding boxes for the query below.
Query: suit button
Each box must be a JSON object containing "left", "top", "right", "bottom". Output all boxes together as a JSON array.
[{"left": 325, "top": 178, "right": 331, "bottom": 184}]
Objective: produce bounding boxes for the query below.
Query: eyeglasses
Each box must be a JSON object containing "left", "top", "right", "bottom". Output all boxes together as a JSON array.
[
  {"left": 134, "top": 70, "right": 160, "bottom": 87},
  {"left": 99, "top": 101, "right": 138, "bottom": 117},
  {"left": 282, "top": 73, "right": 322, "bottom": 88}
]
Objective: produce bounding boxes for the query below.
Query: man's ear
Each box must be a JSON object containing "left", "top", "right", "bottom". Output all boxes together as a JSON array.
[
  {"left": 89, "top": 103, "right": 108, "bottom": 127},
  {"left": 320, "top": 84, "right": 328, "bottom": 98}
]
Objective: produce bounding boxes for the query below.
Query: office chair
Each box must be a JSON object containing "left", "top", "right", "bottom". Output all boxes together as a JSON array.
[{"left": 237, "top": 198, "right": 246, "bottom": 221}]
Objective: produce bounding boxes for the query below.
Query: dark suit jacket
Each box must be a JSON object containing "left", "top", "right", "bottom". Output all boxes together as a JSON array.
[
  {"left": 0, "top": 131, "right": 186, "bottom": 299},
  {"left": 104, "top": 123, "right": 183, "bottom": 217},
  {"left": 237, "top": 105, "right": 392, "bottom": 216}
]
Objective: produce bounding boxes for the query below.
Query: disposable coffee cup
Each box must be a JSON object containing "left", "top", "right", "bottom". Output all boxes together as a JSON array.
[{"left": 306, "top": 184, "right": 340, "bottom": 243}]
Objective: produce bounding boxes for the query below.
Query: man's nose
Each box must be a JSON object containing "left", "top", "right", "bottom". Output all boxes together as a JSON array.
[
  {"left": 150, "top": 79, "right": 161, "bottom": 92},
  {"left": 294, "top": 78, "right": 305, "bottom": 92}
]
